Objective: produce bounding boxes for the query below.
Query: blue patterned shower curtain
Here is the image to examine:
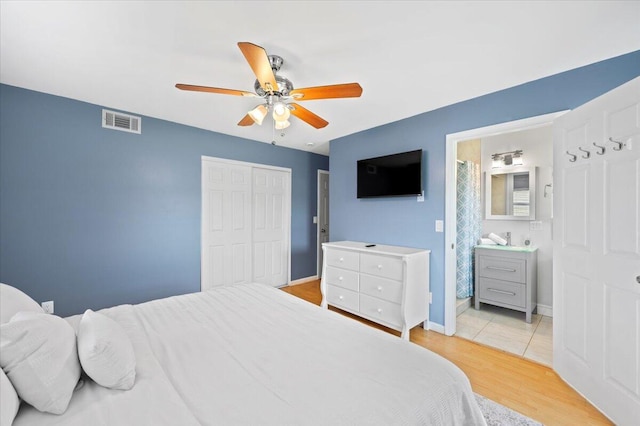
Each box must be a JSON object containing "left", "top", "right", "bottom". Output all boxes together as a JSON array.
[{"left": 456, "top": 161, "right": 481, "bottom": 298}]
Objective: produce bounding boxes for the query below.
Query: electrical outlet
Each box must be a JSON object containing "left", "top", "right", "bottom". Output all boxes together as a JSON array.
[
  {"left": 435, "top": 220, "right": 444, "bottom": 232},
  {"left": 417, "top": 191, "right": 425, "bottom": 202},
  {"left": 41, "top": 301, "right": 54, "bottom": 314}
]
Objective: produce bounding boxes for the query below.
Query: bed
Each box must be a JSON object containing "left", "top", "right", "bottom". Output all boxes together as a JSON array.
[{"left": 1, "top": 282, "right": 486, "bottom": 425}]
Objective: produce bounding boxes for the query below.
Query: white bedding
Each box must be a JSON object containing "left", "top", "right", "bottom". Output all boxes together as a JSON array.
[{"left": 14, "top": 283, "right": 486, "bottom": 425}]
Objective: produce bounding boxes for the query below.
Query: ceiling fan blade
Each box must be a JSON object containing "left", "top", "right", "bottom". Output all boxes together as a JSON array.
[
  {"left": 175, "top": 84, "right": 257, "bottom": 97},
  {"left": 289, "top": 103, "right": 329, "bottom": 129},
  {"left": 237, "top": 114, "right": 255, "bottom": 126},
  {"left": 290, "top": 83, "right": 363, "bottom": 101},
  {"left": 237, "top": 42, "right": 278, "bottom": 94}
]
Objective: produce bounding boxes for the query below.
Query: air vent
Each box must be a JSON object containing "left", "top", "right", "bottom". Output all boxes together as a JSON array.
[{"left": 102, "top": 109, "right": 141, "bottom": 134}]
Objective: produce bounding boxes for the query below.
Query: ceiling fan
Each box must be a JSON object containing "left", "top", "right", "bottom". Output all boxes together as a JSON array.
[{"left": 176, "top": 42, "right": 363, "bottom": 130}]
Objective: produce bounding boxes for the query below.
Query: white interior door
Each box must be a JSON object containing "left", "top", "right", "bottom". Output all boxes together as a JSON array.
[
  {"left": 252, "top": 167, "right": 290, "bottom": 287},
  {"left": 317, "top": 171, "right": 329, "bottom": 277},
  {"left": 553, "top": 77, "right": 640, "bottom": 425},
  {"left": 201, "top": 159, "right": 252, "bottom": 290}
]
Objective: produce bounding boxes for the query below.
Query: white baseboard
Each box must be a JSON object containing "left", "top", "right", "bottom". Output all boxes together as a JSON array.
[
  {"left": 288, "top": 275, "right": 319, "bottom": 286},
  {"left": 537, "top": 304, "right": 553, "bottom": 317},
  {"left": 426, "top": 321, "right": 445, "bottom": 334}
]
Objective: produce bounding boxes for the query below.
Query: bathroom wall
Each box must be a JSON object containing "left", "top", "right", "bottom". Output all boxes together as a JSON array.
[
  {"left": 457, "top": 139, "right": 481, "bottom": 164},
  {"left": 480, "top": 125, "right": 554, "bottom": 315}
]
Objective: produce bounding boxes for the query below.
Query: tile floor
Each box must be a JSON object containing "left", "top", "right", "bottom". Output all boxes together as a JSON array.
[{"left": 456, "top": 303, "right": 553, "bottom": 366}]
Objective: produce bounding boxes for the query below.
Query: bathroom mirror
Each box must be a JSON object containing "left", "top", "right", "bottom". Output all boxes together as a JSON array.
[{"left": 485, "top": 166, "right": 536, "bottom": 220}]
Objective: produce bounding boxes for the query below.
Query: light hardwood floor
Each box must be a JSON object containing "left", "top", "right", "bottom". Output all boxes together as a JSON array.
[{"left": 281, "top": 280, "right": 612, "bottom": 426}]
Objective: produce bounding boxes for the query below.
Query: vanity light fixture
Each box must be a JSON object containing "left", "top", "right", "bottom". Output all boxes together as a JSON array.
[{"left": 491, "top": 150, "right": 524, "bottom": 168}]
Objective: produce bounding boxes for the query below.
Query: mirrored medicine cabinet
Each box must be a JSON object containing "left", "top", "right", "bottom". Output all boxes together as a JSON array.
[{"left": 485, "top": 166, "right": 536, "bottom": 220}]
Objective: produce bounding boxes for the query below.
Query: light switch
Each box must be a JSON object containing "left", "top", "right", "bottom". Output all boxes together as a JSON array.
[
  {"left": 313, "top": 216, "right": 318, "bottom": 224},
  {"left": 530, "top": 221, "right": 543, "bottom": 231},
  {"left": 435, "top": 220, "right": 444, "bottom": 232}
]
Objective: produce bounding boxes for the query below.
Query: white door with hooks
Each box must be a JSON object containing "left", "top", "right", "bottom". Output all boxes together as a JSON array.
[{"left": 553, "top": 76, "right": 640, "bottom": 425}]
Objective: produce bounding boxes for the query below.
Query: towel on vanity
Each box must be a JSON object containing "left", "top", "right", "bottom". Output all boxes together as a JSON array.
[
  {"left": 488, "top": 233, "right": 508, "bottom": 246},
  {"left": 478, "top": 238, "right": 497, "bottom": 245}
]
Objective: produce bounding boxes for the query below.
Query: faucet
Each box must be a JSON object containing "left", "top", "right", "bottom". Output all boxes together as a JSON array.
[{"left": 505, "top": 232, "right": 511, "bottom": 246}]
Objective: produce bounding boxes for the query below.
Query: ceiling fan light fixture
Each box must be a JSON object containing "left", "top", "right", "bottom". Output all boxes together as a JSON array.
[
  {"left": 275, "top": 120, "right": 290, "bottom": 130},
  {"left": 272, "top": 102, "right": 291, "bottom": 122},
  {"left": 248, "top": 104, "right": 268, "bottom": 125}
]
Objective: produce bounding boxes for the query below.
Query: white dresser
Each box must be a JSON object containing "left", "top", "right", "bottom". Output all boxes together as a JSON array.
[{"left": 320, "top": 241, "right": 430, "bottom": 340}]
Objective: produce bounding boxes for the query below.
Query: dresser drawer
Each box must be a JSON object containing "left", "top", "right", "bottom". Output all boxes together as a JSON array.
[
  {"left": 478, "top": 255, "right": 525, "bottom": 284},
  {"left": 326, "top": 285, "right": 359, "bottom": 312},
  {"left": 478, "top": 278, "right": 525, "bottom": 308},
  {"left": 360, "top": 254, "right": 403, "bottom": 281},
  {"left": 359, "top": 274, "right": 403, "bottom": 304},
  {"left": 326, "top": 249, "right": 359, "bottom": 271},
  {"left": 359, "top": 294, "right": 402, "bottom": 328},
  {"left": 325, "top": 266, "right": 359, "bottom": 291}
]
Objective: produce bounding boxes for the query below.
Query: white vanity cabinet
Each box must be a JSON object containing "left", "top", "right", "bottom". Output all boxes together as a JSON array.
[
  {"left": 320, "top": 241, "right": 430, "bottom": 340},
  {"left": 474, "top": 245, "right": 538, "bottom": 323}
]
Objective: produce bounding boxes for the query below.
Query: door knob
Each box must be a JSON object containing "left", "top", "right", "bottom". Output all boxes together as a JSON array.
[{"left": 321, "top": 229, "right": 326, "bottom": 233}]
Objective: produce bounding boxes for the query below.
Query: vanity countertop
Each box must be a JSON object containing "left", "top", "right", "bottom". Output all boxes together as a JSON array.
[{"left": 474, "top": 244, "right": 538, "bottom": 253}]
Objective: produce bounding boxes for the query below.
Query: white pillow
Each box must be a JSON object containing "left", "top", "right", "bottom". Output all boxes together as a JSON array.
[
  {"left": 0, "top": 367, "right": 20, "bottom": 426},
  {"left": 0, "top": 311, "right": 80, "bottom": 414},
  {"left": 0, "top": 283, "right": 44, "bottom": 324},
  {"left": 77, "top": 309, "right": 136, "bottom": 390}
]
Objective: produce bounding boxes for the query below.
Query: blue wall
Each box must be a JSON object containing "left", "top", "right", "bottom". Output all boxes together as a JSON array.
[
  {"left": 0, "top": 85, "right": 329, "bottom": 316},
  {"left": 329, "top": 50, "right": 640, "bottom": 326}
]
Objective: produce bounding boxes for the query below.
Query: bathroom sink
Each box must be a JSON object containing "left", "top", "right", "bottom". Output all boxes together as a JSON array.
[{"left": 475, "top": 244, "right": 537, "bottom": 252}]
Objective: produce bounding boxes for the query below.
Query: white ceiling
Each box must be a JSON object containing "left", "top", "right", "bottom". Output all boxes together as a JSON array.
[{"left": 1, "top": 1, "right": 638, "bottom": 155}]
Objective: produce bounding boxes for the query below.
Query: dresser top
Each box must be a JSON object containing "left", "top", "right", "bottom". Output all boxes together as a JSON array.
[{"left": 323, "top": 241, "right": 430, "bottom": 256}]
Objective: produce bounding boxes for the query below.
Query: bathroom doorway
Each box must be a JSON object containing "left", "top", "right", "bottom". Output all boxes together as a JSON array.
[{"left": 444, "top": 112, "right": 562, "bottom": 366}]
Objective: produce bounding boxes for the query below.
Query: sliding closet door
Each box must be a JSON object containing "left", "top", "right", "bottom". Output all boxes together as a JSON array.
[
  {"left": 201, "top": 159, "right": 252, "bottom": 290},
  {"left": 252, "top": 168, "right": 290, "bottom": 287},
  {"left": 553, "top": 77, "right": 640, "bottom": 424},
  {"left": 201, "top": 157, "right": 291, "bottom": 290}
]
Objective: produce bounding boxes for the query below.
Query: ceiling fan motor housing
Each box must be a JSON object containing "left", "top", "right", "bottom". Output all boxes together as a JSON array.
[
  {"left": 254, "top": 76, "right": 293, "bottom": 97},
  {"left": 254, "top": 55, "right": 293, "bottom": 97}
]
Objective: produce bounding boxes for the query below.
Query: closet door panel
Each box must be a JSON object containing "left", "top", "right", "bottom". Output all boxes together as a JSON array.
[
  {"left": 201, "top": 160, "right": 252, "bottom": 290},
  {"left": 252, "top": 168, "right": 289, "bottom": 287}
]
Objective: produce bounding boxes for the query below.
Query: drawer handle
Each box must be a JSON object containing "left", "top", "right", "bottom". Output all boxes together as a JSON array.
[
  {"left": 338, "top": 276, "right": 343, "bottom": 281},
  {"left": 376, "top": 308, "right": 383, "bottom": 313},
  {"left": 376, "top": 286, "right": 383, "bottom": 292},
  {"left": 487, "top": 288, "right": 516, "bottom": 296},
  {"left": 339, "top": 295, "right": 344, "bottom": 300},
  {"left": 339, "top": 257, "right": 344, "bottom": 262},
  {"left": 377, "top": 264, "right": 383, "bottom": 270},
  {"left": 486, "top": 266, "right": 516, "bottom": 272}
]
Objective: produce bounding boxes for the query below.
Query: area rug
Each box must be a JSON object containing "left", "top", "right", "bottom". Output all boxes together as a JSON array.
[{"left": 475, "top": 393, "right": 543, "bottom": 426}]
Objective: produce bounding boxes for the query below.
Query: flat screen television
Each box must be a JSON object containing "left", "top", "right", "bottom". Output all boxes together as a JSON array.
[{"left": 357, "top": 149, "right": 422, "bottom": 198}]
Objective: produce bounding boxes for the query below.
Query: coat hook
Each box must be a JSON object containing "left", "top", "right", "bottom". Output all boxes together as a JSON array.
[
  {"left": 609, "top": 137, "right": 624, "bottom": 151},
  {"left": 578, "top": 147, "right": 590, "bottom": 159},
  {"left": 592, "top": 142, "right": 605, "bottom": 155},
  {"left": 566, "top": 151, "right": 577, "bottom": 162}
]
